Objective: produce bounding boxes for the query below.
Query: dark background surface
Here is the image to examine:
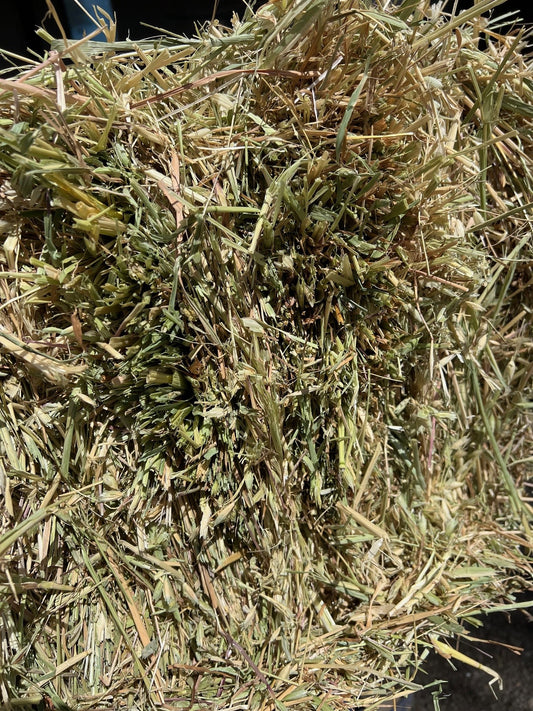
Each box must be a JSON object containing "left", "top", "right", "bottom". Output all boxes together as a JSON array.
[
  {"left": 0, "top": 1, "right": 532, "bottom": 68},
  {"left": 410, "top": 601, "right": 533, "bottom": 711},
  {"left": 366, "top": 597, "right": 533, "bottom": 711},
  {"left": 0, "top": 1, "right": 249, "bottom": 66}
]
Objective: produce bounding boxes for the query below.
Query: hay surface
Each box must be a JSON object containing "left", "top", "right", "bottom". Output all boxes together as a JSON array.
[{"left": 0, "top": 1, "right": 532, "bottom": 709}]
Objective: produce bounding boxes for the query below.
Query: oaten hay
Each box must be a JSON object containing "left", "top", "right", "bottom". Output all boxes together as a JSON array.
[{"left": 0, "top": 1, "right": 531, "bottom": 709}]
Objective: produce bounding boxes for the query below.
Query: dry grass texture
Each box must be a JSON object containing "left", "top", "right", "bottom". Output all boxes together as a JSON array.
[{"left": 0, "top": 1, "right": 531, "bottom": 709}]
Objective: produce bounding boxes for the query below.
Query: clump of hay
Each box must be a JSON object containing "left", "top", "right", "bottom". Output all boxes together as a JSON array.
[{"left": 0, "top": 1, "right": 531, "bottom": 709}]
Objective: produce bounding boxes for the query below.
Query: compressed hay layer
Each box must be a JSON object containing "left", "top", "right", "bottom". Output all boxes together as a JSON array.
[{"left": 0, "top": 0, "right": 532, "bottom": 709}]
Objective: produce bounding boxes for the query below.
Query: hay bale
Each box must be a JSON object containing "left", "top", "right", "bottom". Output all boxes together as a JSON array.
[{"left": 0, "top": 1, "right": 531, "bottom": 709}]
